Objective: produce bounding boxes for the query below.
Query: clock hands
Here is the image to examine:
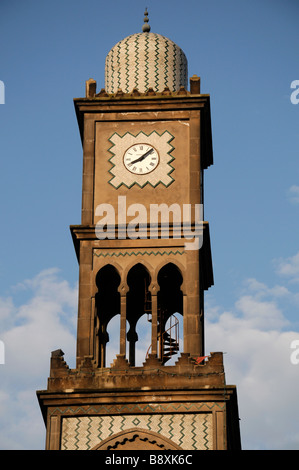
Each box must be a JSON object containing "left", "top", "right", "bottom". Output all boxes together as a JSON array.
[
  {"left": 127, "top": 148, "right": 154, "bottom": 166},
  {"left": 124, "top": 144, "right": 159, "bottom": 175}
]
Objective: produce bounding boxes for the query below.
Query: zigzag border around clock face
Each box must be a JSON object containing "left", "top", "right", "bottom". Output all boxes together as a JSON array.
[{"left": 108, "top": 130, "right": 175, "bottom": 189}]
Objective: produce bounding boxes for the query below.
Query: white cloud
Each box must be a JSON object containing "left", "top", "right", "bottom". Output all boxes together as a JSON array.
[
  {"left": 205, "top": 269, "right": 299, "bottom": 450},
  {"left": 235, "top": 295, "right": 288, "bottom": 330},
  {"left": 0, "top": 268, "right": 77, "bottom": 449},
  {"left": 287, "top": 185, "right": 299, "bottom": 205},
  {"left": 274, "top": 251, "right": 299, "bottom": 280},
  {"left": 245, "top": 277, "right": 290, "bottom": 298},
  {"left": 0, "top": 297, "right": 14, "bottom": 321},
  {"left": 1, "top": 261, "right": 299, "bottom": 450}
]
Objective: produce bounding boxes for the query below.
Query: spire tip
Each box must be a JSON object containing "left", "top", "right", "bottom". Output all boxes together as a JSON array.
[{"left": 142, "top": 7, "right": 151, "bottom": 32}]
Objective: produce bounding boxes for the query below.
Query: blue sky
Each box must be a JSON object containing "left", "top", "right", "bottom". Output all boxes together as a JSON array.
[{"left": 0, "top": 0, "right": 299, "bottom": 450}]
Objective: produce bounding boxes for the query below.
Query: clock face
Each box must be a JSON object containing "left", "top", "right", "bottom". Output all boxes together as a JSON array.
[
  {"left": 108, "top": 130, "right": 175, "bottom": 189},
  {"left": 123, "top": 144, "right": 159, "bottom": 175}
]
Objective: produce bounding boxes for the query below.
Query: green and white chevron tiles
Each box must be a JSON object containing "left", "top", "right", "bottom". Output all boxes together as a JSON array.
[
  {"left": 61, "top": 413, "right": 212, "bottom": 450},
  {"left": 105, "top": 33, "right": 188, "bottom": 94}
]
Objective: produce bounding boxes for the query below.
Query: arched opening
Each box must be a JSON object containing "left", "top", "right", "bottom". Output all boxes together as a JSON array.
[
  {"left": 105, "top": 317, "right": 131, "bottom": 367},
  {"left": 157, "top": 263, "right": 183, "bottom": 364},
  {"left": 135, "top": 314, "right": 151, "bottom": 366},
  {"left": 126, "top": 263, "right": 151, "bottom": 366},
  {"left": 95, "top": 264, "right": 121, "bottom": 367}
]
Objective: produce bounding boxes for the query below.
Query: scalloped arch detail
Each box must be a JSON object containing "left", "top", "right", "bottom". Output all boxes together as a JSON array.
[{"left": 91, "top": 427, "right": 183, "bottom": 450}]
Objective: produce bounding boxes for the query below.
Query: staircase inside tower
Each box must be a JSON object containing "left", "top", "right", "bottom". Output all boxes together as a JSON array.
[
  {"left": 146, "top": 310, "right": 180, "bottom": 365},
  {"left": 159, "top": 313, "right": 180, "bottom": 364}
]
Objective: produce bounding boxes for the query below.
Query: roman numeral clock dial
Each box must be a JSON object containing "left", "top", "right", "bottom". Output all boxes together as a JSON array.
[
  {"left": 123, "top": 144, "right": 159, "bottom": 174},
  {"left": 108, "top": 131, "right": 175, "bottom": 188}
]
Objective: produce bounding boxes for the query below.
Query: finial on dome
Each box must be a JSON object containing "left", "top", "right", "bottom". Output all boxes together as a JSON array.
[{"left": 142, "top": 8, "right": 151, "bottom": 32}]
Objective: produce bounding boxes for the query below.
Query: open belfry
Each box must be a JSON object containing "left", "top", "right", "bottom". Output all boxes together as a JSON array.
[{"left": 37, "top": 10, "right": 241, "bottom": 451}]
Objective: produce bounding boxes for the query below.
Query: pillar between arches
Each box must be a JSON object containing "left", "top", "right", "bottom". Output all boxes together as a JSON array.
[
  {"left": 149, "top": 282, "right": 159, "bottom": 356},
  {"left": 118, "top": 283, "right": 129, "bottom": 357}
]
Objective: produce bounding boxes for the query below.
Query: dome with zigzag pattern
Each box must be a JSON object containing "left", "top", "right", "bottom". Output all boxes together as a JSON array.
[{"left": 105, "top": 28, "right": 188, "bottom": 94}]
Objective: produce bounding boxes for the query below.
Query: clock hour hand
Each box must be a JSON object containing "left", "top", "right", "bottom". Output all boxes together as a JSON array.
[{"left": 128, "top": 148, "right": 154, "bottom": 166}]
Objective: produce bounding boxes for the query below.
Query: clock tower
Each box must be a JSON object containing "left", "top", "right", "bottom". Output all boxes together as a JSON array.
[{"left": 37, "top": 11, "right": 241, "bottom": 451}]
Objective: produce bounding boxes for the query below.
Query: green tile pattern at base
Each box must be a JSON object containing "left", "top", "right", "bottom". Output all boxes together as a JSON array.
[{"left": 61, "top": 413, "right": 213, "bottom": 450}]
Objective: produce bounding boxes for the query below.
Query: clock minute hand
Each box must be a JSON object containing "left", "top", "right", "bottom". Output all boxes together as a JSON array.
[
  {"left": 139, "top": 148, "right": 154, "bottom": 161},
  {"left": 128, "top": 148, "right": 154, "bottom": 166}
]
